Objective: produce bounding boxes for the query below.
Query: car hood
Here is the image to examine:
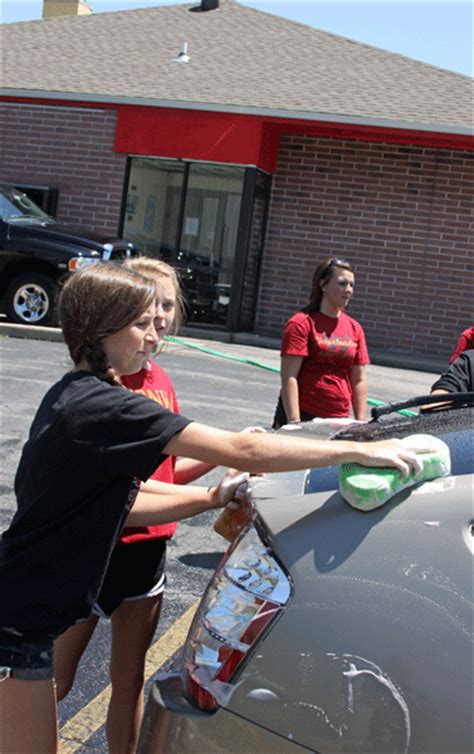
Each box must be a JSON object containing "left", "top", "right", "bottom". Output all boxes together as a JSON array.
[{"left": 7, "top": 219, "right": 131, "bottom": 252}]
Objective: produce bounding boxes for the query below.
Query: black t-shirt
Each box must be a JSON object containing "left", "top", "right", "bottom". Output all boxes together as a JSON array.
[
  {"left": 431, "top": 350, "right": 474, "bottom": 394},
  {"left": 0, "top": 371, "right": 191, "bottom": 638}
]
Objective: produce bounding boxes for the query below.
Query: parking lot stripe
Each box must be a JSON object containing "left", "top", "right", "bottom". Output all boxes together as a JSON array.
[{"left": 59, "top": 601, "right": 198, "bottom": 753}]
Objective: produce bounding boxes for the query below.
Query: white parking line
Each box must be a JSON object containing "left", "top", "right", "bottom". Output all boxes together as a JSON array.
[{"left": 59, "top": 601, "right": 198, "bottom": 753}]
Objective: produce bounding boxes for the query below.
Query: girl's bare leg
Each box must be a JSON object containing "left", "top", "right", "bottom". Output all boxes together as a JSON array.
[
  {"left": 0, "top": 677, "right": 58, "bottom": 754},
  {"left": 107, "top": 595, "right": 163, "bottom": 754},
  {"left": 53, "top": 614, "right": 99, "bottom": 701}
]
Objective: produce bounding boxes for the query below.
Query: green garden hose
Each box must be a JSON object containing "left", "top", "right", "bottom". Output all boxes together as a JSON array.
[{"left": 165, "top": 335, "right": 417, "bottom": 417}]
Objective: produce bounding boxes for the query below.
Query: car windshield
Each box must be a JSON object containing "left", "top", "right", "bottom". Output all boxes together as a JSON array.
[{"left": 0, "top": 185, "right": 50, "bottom": 221}]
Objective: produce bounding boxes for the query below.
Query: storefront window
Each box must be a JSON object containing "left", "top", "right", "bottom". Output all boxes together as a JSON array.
[
  {"left": 122, "top": 158, "right": 185, "bottom": 259},
  {"left": 122, "top": 157, "right": 262, "bottom": 329}
]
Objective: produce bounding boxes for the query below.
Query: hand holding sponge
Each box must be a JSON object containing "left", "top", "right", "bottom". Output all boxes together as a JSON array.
[{"left": 339, "top": 434, "right": 451, "bottom": 511}]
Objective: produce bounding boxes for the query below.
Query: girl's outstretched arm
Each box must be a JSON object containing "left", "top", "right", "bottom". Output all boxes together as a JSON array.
[
  {"left": 126, "top": 469, "right": 248, "bottom": 526},
  {"left": 173, "top": 458, "right": 215, "bottom": 484},
  {"left": 164, "top": 423, "right": 433, "bottom": 478}
]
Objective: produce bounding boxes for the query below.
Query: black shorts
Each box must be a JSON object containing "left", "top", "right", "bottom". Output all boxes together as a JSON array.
[
  {"left": 93, "top": 538, "right": 167, "bottom": 619},
  {"left": 272, "top": 395, "right": 316, "bottom": 429}
]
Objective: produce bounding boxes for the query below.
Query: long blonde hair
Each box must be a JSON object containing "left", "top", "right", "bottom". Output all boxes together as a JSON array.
[{"left": 123, "top": 257, "right": 184, "bottom": 335}]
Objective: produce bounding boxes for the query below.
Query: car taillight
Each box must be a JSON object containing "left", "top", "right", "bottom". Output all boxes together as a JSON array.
[{"left": 182, "top": 524, "right": 291, "bottom": 711}]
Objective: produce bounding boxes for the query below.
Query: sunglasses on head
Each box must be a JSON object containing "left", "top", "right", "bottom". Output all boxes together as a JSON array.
[{"left": 328, "top": 257, "right": 351, "bottom": 267}]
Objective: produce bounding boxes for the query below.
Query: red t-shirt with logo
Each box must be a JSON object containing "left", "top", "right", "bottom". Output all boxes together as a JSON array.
[
  {"left": 281, "top": 311, "right": 369, "bottom": 418},
  {"left": 118, "top": 361, "right": 180, "bottom": 544}
]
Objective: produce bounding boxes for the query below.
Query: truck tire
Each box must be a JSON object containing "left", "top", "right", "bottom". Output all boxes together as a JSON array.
[{"left": 4, "top": 273, "right": 58, "bottom": 326}]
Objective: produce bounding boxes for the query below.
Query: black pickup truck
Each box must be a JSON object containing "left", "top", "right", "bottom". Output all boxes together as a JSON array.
[{"left": 0, "top": 184, "right": 139, "bottom": 326}]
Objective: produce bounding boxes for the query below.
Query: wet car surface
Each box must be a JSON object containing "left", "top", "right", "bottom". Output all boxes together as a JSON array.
[{"left": 138, "top": 397, "right": 474, "bottom": 754}]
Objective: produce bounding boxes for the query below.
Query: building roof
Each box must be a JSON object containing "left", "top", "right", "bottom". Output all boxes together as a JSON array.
[{"left": 1, "top": 0, "right": 472, "bottom": 134}]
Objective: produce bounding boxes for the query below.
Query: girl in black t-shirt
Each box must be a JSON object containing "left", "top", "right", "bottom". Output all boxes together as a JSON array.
[
  {"left": 53, "top": 257, "right": 226, "bottom": 754},
  {"left": 0, "top": 264, "right": 432, "bottom": 754}
]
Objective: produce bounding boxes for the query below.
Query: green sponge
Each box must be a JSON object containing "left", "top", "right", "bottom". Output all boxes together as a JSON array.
[{"left": 339, "top": 434, "right": 451, "bottom": 511}]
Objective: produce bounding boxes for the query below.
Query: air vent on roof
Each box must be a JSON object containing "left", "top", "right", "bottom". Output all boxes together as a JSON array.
[{"left": 172, "top": 43, "right": 190, "bottom": 63}]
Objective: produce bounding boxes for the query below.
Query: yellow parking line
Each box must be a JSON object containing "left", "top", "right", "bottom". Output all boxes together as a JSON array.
[{"left": 59, "top": 601, "right": 198, "bottom": 753}]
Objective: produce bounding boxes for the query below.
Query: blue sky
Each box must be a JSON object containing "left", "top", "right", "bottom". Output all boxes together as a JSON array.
[{"left": 1, "top": 1, "right": 472, "bottom": 76}]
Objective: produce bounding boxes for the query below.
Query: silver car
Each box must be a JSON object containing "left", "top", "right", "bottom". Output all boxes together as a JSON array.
[{"left": 138, "top": 394, "right": 473, "bottom": 754}]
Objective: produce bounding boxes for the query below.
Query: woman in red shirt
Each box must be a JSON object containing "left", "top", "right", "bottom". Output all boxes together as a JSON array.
[{"left": 273, "top": 257, "right": 369, "bottom": 428}]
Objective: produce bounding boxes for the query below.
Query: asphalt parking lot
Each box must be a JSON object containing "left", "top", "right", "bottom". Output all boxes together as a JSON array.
[{"left": 0, "top": 331, "right": 438, "bottom": 753}]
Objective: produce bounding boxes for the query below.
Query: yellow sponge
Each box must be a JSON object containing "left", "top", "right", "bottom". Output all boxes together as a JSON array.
[{"left": 339, "top": 434, "right": 451, "bottom": 511}]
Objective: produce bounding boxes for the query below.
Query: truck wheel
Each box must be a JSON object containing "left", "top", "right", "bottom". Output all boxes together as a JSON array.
[{"left": 5, "top": 273, "right": 58, "bottom": 326}]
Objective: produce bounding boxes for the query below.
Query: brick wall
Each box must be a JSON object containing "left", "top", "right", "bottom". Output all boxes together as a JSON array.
[
  {"left": 0, "top": 103, "right": 126, "bottom": 234},
  {"left": 256, "top": 135, "right": 474, "bottom": 360}
]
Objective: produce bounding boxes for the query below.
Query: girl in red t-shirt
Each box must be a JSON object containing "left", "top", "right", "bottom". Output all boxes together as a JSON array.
[{"left": 273, "top": 257, "right": 369, "bottom": 428}]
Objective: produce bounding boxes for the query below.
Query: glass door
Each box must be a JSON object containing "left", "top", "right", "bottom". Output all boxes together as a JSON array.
[{"left": 178, "top": 163, "right": 245, "bottom": 326}]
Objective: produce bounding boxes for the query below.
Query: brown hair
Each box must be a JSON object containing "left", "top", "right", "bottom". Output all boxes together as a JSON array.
[
  {"left": 59, "top": 263, "right": 156, "bottom": 384},
  {"left": 123, "top": 257, "right": 184, "bottom": 335},
  {"left": 302, "top": 257, "right": 354, "bottom": 314}
]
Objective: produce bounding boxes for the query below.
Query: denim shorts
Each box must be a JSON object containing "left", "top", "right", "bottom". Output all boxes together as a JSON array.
[{"left": 0, "top": 629, "right": 54, "bottom": 681}]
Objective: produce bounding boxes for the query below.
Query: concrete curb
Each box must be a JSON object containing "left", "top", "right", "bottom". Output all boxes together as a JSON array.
[
  {"left": 0, "top": 322, "right": 64, "bottom": 342},
  {"left": 0, "top": 322, "right": 444, "bottom": 374}
]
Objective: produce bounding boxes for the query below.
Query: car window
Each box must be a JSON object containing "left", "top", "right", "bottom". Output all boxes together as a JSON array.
[{"left": 0, "top": 185, "right": 50, "bottom": 221}]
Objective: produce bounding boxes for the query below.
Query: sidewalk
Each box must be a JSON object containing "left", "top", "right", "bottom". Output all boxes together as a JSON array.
[{"left": 0, "top": 321, "right": 445, "bottom": 374}]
